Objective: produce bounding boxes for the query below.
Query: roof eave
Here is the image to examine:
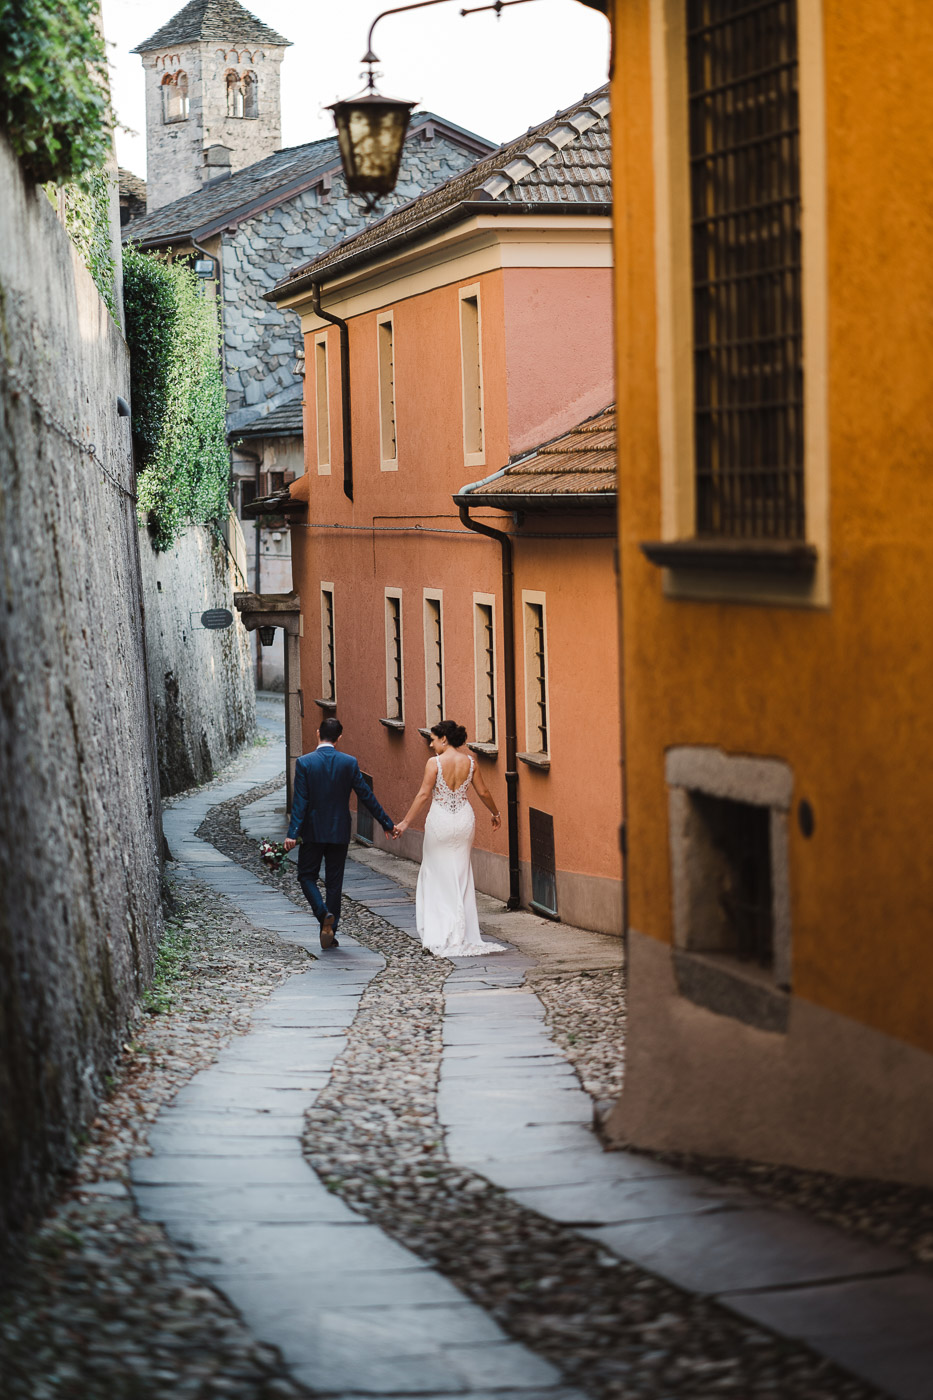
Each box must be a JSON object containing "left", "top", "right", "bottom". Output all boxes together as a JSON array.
[
  {"left": 453, "top": 491, "right": 616, "bottom": 511},
  {"left": 267, "top": 198, "right": 613, "bottom": 305}
]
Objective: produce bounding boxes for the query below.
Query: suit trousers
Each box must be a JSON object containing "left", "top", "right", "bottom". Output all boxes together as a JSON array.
[{"left": 297, "top": 840, "right": 348, "bottom": 930}]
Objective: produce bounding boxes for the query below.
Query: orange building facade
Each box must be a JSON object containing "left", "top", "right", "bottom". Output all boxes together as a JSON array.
[
  {"left": 268, "top": 92, "right": 624, "bottom": 934},
  {"left": 605, "top": 0, "right": 933, "bottom": 1183}
]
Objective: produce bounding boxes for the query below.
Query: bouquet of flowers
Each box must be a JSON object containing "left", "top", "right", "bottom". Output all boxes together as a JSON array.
[{"left": 259, "top": 838, "right": 291, "bottom": 872}]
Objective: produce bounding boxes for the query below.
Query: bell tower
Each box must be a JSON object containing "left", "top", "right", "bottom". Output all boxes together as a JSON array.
[{"left": 134, "top": 0, "right": 290, "bottom": 212}]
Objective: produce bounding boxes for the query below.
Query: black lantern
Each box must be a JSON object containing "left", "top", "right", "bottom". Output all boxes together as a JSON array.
[
  {"left": 327, "top": 86, "right": 416, "bottom": 210},
  {"left": 258, "top": 625, "right": 276, "bottom": 647}
]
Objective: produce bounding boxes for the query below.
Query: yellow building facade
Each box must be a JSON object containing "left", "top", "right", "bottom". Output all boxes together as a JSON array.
[{"left": 605, "top": 0, "right": 933, "bottom": 1184}]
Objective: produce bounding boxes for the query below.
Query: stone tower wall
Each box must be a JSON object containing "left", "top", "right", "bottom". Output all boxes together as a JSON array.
[{"left": 142, "top": 42, "right": 285, "bottom": 211}]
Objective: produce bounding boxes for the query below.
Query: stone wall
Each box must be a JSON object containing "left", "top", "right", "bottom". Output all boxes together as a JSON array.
[
  {"left": 139, "top": 514, "right": 256, "bottom": 796},
  {"left": 224, "top": 133, "right": 484, "bottom": 432},
  {"left": 0, "top": 137, "right": 164, "bottom": 1261}
]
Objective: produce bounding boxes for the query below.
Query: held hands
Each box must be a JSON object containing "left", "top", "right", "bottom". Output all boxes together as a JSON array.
[{"left": 392, "top": 822, "right": 407, "bottom": 839}]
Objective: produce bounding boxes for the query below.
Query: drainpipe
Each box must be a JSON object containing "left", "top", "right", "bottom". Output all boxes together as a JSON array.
[
  {"left": 310, "top": 283, "right": 353, "bottom": 502},
  {"left": 457, "top": 503, "right": 521, "bottom": 911}
]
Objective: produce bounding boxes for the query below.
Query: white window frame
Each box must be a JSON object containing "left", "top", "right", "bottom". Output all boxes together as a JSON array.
[
  {"left": 423, "top": 590, "right": 445, "bottom": 728},
  {"left": 320, "top": 583, "right": 336, "bottom": 703},
  {"left": 314, "top": 334, "right": 331, "bottom": 474},
  {"left": 649, "top": 0, "right": 829, "bottom": 607},
  {"left": 377, "top": 312, "right": 397, "bottom": 471},
  {"left": 521, "top": 590, "right": 550, "bottom": 758},
  {"left": 458, "top": 284, "right": 485, "bottom": 469},
  {"left": 472, "top": 593, "right": 497, "bottom": 747},
  {"left": 384, "top": 589, "right": 404, "bottom": 723}
]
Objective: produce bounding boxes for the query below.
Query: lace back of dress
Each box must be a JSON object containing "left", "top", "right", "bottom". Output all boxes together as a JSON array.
[{"left": 433, "top": 757, "right": 474, "bottom": 813}]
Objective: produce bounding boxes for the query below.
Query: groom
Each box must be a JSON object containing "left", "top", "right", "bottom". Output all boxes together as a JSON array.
[{"left": 283, "top": 717, "right": 398, "bottom": 949}]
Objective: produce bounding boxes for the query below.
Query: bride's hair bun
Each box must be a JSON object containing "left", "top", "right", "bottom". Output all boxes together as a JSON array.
[{"left": 431, "top": 718, "right": 468, "bottom": 748}]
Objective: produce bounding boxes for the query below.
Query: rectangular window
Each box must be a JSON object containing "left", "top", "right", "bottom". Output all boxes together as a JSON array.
[
  {"left": 384, "top": 591, "right": 404, "bottom": 723},
  {"left": 378, "top": 315, "right": 397, "bottom": 470},
  {"left": 423, "top": 593, "right": 444, "bottom": 727},
  {"left": 459, "top": 289, "right": 484, "bottom": 461},
  {"left": 472, "top": 596, "right": 497, "bottom": 746},
  {"left": 523, "top": 596, "right": 549, "bottom": 757},
  {"left": 320, "top": 584, "right": 335, "bottom": 703},
  {"left": 315, "top": 337, "right": 330, "bottom": 473},
  {"left": 688, "top": 0, "right": 803, "bottom": 540}
]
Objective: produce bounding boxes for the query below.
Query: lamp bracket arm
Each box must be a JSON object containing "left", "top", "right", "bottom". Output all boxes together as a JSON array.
[{"left": 364, "top": 0, "right": 536, "bottom": 66}]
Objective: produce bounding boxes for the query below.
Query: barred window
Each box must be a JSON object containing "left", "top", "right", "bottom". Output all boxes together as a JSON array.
[
  {"left": 423, "top": 595, "right": 444, "bottom": 727},
  {"left": 688, "top": 0, "right": 803, "bottom": 540},
  {"left": 523, "top": 600, "right": 549, "bottom": 756},
  {"left": 473, "top": 599, "right": 496, "bottom": 745},
  {"left": 320, "top": 586, "right": 335, "bottom": 703},
  {"left": 384, "top": 593, "right": 404, "bottom": 722}
]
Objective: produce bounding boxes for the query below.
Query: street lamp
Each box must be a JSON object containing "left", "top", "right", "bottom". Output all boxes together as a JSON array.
[
  {"left": 329, "top": 0, "right": 538, "bottom": 210},
  {"left": 327, "top": 85, "right": 417, "bottom": 213}
]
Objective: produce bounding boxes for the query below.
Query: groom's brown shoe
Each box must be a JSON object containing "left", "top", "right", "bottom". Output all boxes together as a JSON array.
[{"left": 320, "top": 914, "right": 336, "bottom": 950}]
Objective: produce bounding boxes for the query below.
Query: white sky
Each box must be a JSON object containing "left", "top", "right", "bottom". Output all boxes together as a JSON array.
[{"left": 100, "top": 0, "right": 610, "bottom": 179}]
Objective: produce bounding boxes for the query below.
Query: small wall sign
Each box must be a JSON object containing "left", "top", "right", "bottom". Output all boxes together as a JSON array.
[{"left": 200, "top": 608, "right": 234, "bottom": 630}]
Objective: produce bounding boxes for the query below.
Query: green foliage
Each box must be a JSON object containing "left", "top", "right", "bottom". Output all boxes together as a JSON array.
[
  {"left": 143, "top": 920, "right": 193, "bottom": 1014},
  {"left": 0, "top": 0, "right": 111, "bottom": 184},
  {"left": 123, "top": 247, "right": 231, "bottom": 551},
  {"left": 52, "top": 169, "right": 118, "bottom": 319}
]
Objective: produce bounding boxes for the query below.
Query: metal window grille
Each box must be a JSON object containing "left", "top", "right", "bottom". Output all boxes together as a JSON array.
[
  {"left": 529, "top": 808, "right": 558, "bottom": 918},
  {"left": 425, "top": 598, "right": 444, "bottom": 725},
  {"left": 356, "top": 771, "right": 375, "bottom": 844},
  {"left": 688, "top": 0, "right": 804, "bottom": 540},
  {"left": 386, "top": 596, "right": 403, "bottom": 720},
  {"left": 527, "top": 603, "right": 548, "bottom": 754},
  {"left": 321, "top": 589, "right": 335, "bottom": 701},
  {"left": 476, "top": 603, "right": 496, "bottom": 745}
]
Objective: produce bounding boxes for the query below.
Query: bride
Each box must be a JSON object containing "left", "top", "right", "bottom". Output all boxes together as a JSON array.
[{"left": 396, "top": 719, "right": 506, "bottom": 957}]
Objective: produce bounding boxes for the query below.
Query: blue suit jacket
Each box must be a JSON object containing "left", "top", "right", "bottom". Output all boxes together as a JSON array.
[{"left": 287, "top": 746, "right": 393, "bottom": 844}]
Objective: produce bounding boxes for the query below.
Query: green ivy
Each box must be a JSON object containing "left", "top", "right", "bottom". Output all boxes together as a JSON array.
[
  {"left": 123, "top": 248, "right": 231, "bottom": 552},
  {"left": 51, "top": 169, "right": 119, "bottom": 319},
  {"left": 0, "top": 0, "right": 111, "bottom": 184}
]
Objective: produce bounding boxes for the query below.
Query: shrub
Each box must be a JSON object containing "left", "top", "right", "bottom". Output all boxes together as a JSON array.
[
  {"left": 0, "top": 0, "right": 111, "bottom": 184},
  {"left": 123, "top": 248, "right": 230, "bottom": 551}
]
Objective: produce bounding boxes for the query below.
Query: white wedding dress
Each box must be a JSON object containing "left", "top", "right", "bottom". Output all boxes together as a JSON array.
[{"left": 416, "top": 757, "right": 506, "bottom": 958}]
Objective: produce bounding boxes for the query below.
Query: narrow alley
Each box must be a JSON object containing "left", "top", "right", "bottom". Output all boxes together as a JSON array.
[{"left": 3, "top": 697, "right": 931, "bottom": 1400}]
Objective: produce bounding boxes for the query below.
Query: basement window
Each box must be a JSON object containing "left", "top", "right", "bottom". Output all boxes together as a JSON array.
[{"left": 667, "top": 746, "right": 793, "bottom": 1029}]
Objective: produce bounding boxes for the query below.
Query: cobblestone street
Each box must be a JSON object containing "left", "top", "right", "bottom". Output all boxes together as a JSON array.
[{"left": 3, "top": 698, "right": 932, "bottom": 1400}]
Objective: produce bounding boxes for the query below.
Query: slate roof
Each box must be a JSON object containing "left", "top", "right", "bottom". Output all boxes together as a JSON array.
[
  {"left": 123, "top": 136, "right": 338, "bottom": 244},
  {"left": 455, "top": 405, "right": 616, "bottom": 509},
  {"left": 133, "top": 0, "right": 289, "bottom": 53},
  {"left": 235, "top": 399, "right": 303, "bottom": 440},
  {"left": 119, "top": 168, "right": 147, "bottom": 202},
  {"left": 274, "top": 85, "right": 610, "bottom": 296},
  {"left": 122, "top": 113, "right": 493, "bottom": 246}
]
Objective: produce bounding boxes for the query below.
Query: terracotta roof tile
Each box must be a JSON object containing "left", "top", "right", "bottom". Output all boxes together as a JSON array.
[
  {"left": 457, "top": 406, "right": 616, "bottom": 504},
  {"left": 275, "top": 86, "right": 610, "bottom": 292}
]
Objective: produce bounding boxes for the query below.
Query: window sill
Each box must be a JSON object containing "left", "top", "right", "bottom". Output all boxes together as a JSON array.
[
  {"left": 517, "top": 751, "right": 550, "bottom": 771},
  {"left": 468, "top": 742, "right": 498, "bottom": 759},
  {"left": 672, "top": 948, "right": 789, "bottom": 1034},
  {"left": 314, "top": 697, "right": 337, "bottom": 712},
  {"left": 379, "top": 717, "right": 405, "bottom": 732},
  {"left": 418, "top": 727, "right": 432, "bottom": 740},
  {"left": 640, "top": 538, "right": 818, "bottom": 575}
]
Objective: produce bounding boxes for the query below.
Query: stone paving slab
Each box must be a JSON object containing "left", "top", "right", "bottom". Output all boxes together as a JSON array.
[{"left": 137, "top": 733, "right": 585, "bottom": 1398}]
